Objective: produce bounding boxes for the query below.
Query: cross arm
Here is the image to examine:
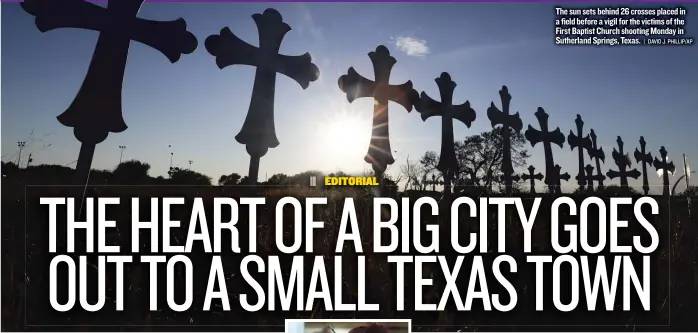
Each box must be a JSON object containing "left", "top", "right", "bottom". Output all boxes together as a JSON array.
[
  {"left": 487, "top": 103, "right": 523, "bottom": 132},
  {"left": 606, "top": 169, "right": 619, "bottom": 179},
  {"left": 415, "top": 92, "right": 442, "bottom": 121},
  {"left": 654, "top": 158, "right": 676, "bottom": 173},
  {"left": 627, "top": 169, "right": 641, "bottom": 179},
  {"left": 386, "top": 81, "right": 419, "bottom": 112},
  {"left": 451, "top": 101, "right": 477, "bottom": 128},
  {"left": 274, "top": 53, "right": 320, "bottom": 89},
  {"left": 22, "top": 0, "right": 197, "bottom": 63},
  {"left": 589, "top": 147, "right": 606, "bottom": 162},
  {"left": 634, "top": 148, "right": 652, "bottom": 164},
  {"left": 612, "top": 148, "right": 622, "bottom": 164},
  {"left": 568, "top": 132, "right": 592, "bottom": 151},
  {"left": 206, "top": 27, "right": 259, "bottom": 70},
  {"left": 338, "top": 67, "right": 377, "bottom": 103},
  {"left": 126, "top": 17, "right": 198, "bottom": 63},
  {"left": 522, "top": 173, "right": 544, "bottom": 181},
  {"left": 525, "top": 126, "right": 565, "bottom": 148}
]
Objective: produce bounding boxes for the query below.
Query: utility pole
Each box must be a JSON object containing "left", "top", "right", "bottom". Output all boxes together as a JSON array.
[
  {"left": 684, "top": 153, "right": 691, "bottom": 217},
  {"left": 16, "top": 141, "right": 26, "bottom": 166},
  {"left": 168, "top": 145, "right": 174, "bottom": 177},
  {"left": 26, "top": 153, "right": 33, "bottom": 168},
  {"left": 684, "top": 154, "right": 691, "bottom": 189},
  {"left": 188, "top": 160, "right": 193, "bottom": 170},
  {"left": 119, "top": 145, "right": 126, "bottom": 164}
]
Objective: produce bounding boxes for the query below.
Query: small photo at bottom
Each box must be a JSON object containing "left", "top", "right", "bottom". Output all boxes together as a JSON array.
[{"left": 285, "top": 319, "right": 411, "bottom": 333}]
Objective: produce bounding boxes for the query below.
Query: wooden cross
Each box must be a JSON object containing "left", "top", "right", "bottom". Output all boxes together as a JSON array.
[
  {"left": 424, "top": 174, "right": 444, "bottom": 192},
  {"left": 554, "top": 164, "right": 572, "bottom": 194},
  {"left": 588, "top": 129, "right": 606, "bottom": 190},
  {"left": 206, "top": 8, "right": 320, "bottom": 187},
  {"left": 524, "top": 107, "right": 564, "bottom": 194},
  {"left": 338, "top": 45, "right": 418, "bottom": 191},
  {"left": 654, "top": 146, "right": 676, "bottom": 196},
  {"left": 21, "top": 0, "right": 197, "bottom": 186},
  {"left": 567, "top": 115, "right": 593, "bottom": 191},
  {"left": 583, "top": 164, "right": 605, "bottom": 191},
  {"left": 415, "top": 72, "right": 476, "bottom": 199},
  {"left": 521, "top": 165, "right": 544, "bottom": 194},
  {"left": 634, "top": 136, "right": 653, "bottom": 195},
  {"left": 606, "top": 136, "right": 640, "bottom": 188},
  {"left": 487, "top": 86, "right": 523, "bottom": 195}
]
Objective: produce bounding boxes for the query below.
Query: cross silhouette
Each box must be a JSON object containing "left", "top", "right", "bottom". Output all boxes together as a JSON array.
[
  {"left": 21, "top": 0, "right": 198, "bottom": 186},
  {"left": 634, "top": 136, "right": 653, "bottom": 195},
  {"left": 588, "top": 129, "right": 606, "bottom": 189},
  {"left": 487, "top": 86, "right": 523, "bottom": 195},
  {"left": 583, "top": 164, "right": 605, "bottom": 191},
  {"left": 606, "top": 136, "right": 640, "bottom": 188},
  {"left": 554, "top": 165, "right": 572, "bottom": 194},
  {"left": 415, "top": 72, "right": 476, "bottom": 199},
  {"left": 654, "top": 146, "right": 676, "bottom": 196},
  {"left": 338, "top": 45, "right": 418, "bottom": 190},
  {"left": 206, "top": 8, "right": 320, "bottom": 186},
  {"left": 522, "top": 165, "right": 544, "bottom": 194},
  {"left": 525, "top": 107, "right": 564, "bottom": 194},
  {"left": 568, "top": 115, "right": 593, "bottom": 191}
]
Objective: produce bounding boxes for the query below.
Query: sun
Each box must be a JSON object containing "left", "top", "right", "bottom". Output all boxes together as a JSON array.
[{"left": 318, "top": 111, "right": 370, "bottom": 157}]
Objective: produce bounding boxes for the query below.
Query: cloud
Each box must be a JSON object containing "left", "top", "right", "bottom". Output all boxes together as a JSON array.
[
  {"left": 393, "top": 36, "right": 430, "bottom": 57},
  {"left": 434, "top": 38, "right": 548, "bottom": 62},
  {"left": 296, "top": 3, "right": 323, "bottom": 41}
]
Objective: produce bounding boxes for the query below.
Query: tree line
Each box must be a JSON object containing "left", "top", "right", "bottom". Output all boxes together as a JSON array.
[{"left": 2, "top": 127, "right": 696, "bottom": 196}]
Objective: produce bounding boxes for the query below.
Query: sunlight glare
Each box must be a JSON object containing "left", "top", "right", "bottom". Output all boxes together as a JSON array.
[{"left": 321, "top": 113, "right": 368, "bottom": 155}]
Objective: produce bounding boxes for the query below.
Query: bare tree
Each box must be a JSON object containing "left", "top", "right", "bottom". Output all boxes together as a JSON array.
[
  {"left": 420, "top": 151, "right": 442, "bottom": 182},
  {"left": 400, "top": 156, "right": 427, "bottom": 191},
  {"left": 454, "top": 127, "right": 530, "bottom": 191}
]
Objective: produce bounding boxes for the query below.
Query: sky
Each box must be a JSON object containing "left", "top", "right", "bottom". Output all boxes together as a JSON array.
[{"left": 2, "top": 2, "right": 697, "bottom": 193}]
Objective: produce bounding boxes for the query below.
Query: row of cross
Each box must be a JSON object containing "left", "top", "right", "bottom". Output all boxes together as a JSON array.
[{"left": 20, "top": 1, "right": 677, "bottom": 197}]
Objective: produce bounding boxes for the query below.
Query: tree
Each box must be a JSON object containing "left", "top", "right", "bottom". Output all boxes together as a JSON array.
[
  {"left": 454, "top": 128, "right": 530, "bottom": 191},
  {"left": 574, "top": 185, "right": 640, "bottom": 196},
  {"left": 218, "top": 172, "right": 242, "bottom": 186},
  {"left": 168, "top": 167, "right": 212, "bottom": 185},
  {"left": 112, "top": 160, "right": 151, "bottom": 184},
  {"left": 400, "top": 156, "right": 427, "bottom": 191},
  {"left": 266, "top": 173, "right": 290, "bottom": 185},
  {"left": 289, "top": 170, "right": 324, "bottom": 187},
  {"left": 420, "top": 151, "right": 442, "bottom": 183},
  {"left": 681, "top": 186, "right": 698, "bottom": 197}
]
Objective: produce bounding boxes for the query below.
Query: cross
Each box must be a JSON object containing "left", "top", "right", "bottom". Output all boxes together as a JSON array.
[
  {"left": 21, "top": 0, "right": 198, "bottom": 186},
  {"left": 521, "top": 165, "right": 544, "bottom": 194},
  {"left": 524, "top": 107, "right": 564, "bottom": 194},
  {"left": 338, "top": 45, "right": 418, "bottom": 192},
  {"left": 487, "top": 86, "right": 523, "bottom": 195},
  {"left": 634, "top": 136, "right": 653, "bottom": 195},
  {"left": 546, "top": 164, "right": 572, "bottom": 194},
  {"left": 582, "top": 164, "right": 606, "bottom": 191},
  {"left": 567, "top": 115, "right": 593, "bottom": 191},
  {"left": 654, "top": 146, "right": 676, "bottom": 196},
  {"left": 588, "top": 129, "right": 606, "bottom": 190},
  {"left": 424, "top": 174, "right": 444, "bottom": 192},
  {"left": 415, "top": 72, "right": 476, "bottom": 200},
  {"left": 206, "top": 8, "right": 320, "bottom": 187},
  {"left": 606, "top": 136, "right": 640, "bottom": 188}
]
